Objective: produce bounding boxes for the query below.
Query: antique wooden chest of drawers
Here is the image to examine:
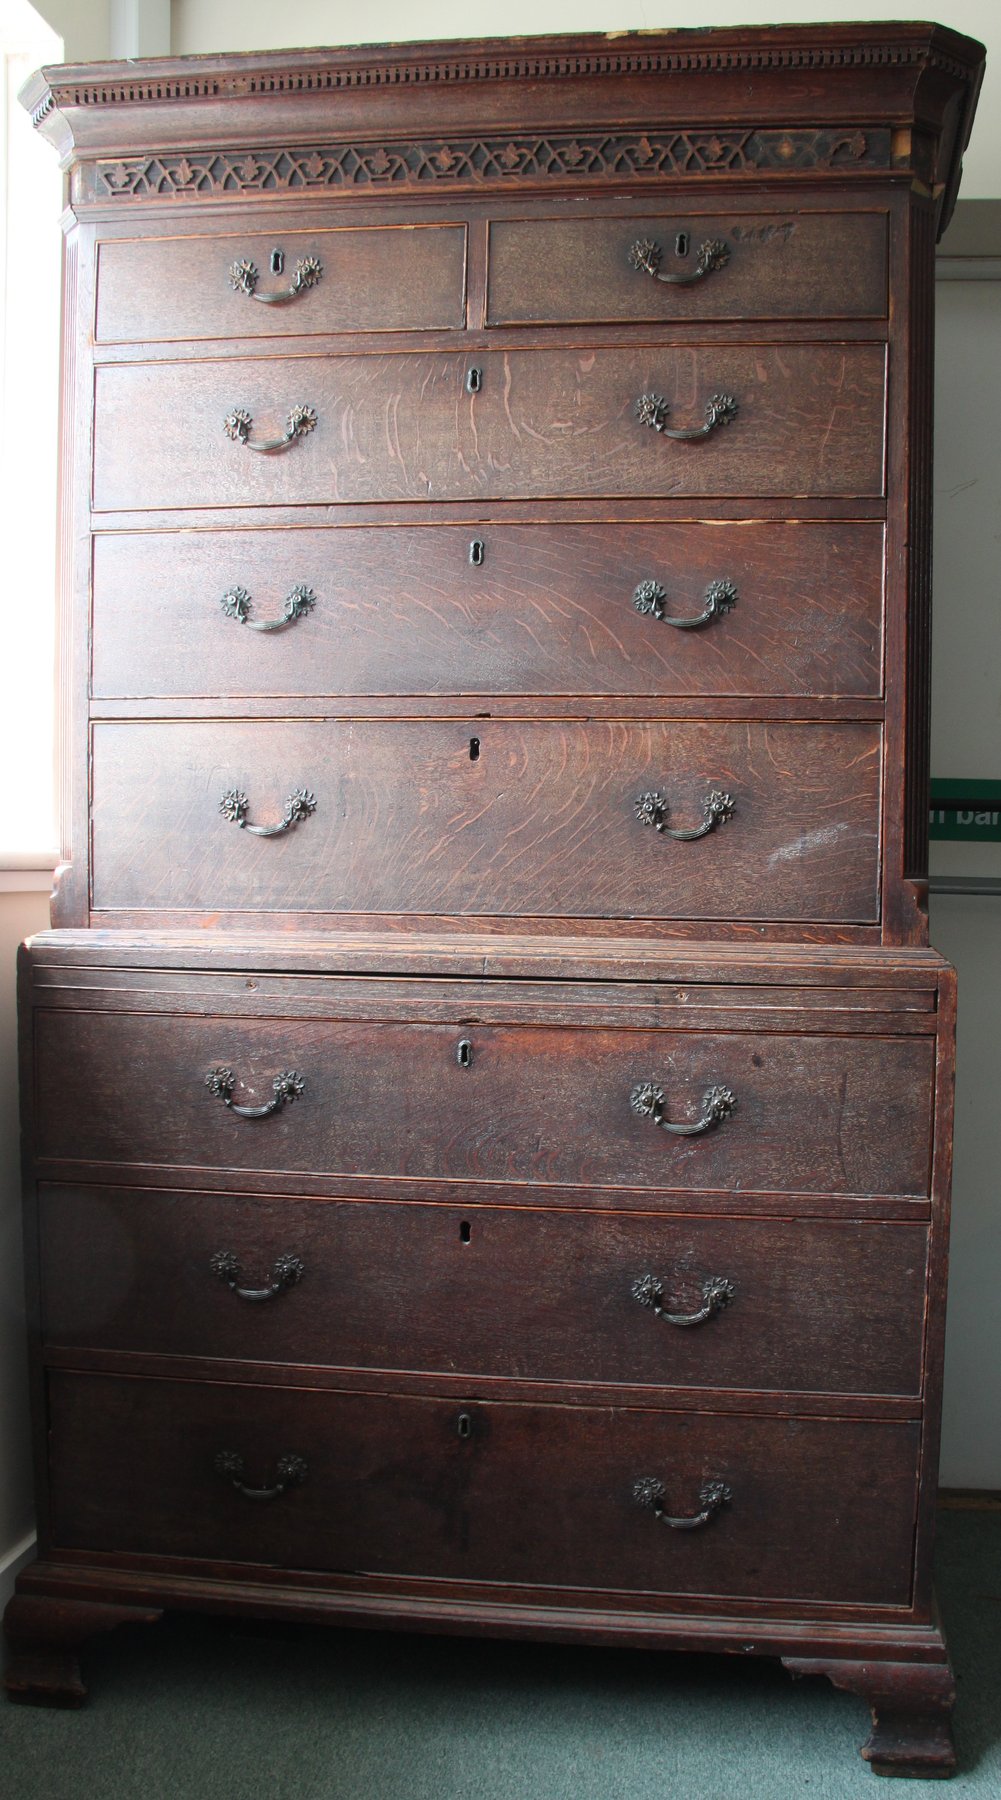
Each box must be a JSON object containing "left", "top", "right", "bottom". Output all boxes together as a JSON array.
[{"left": 4, "top": 23, "right": 984, "bottom": 1779}]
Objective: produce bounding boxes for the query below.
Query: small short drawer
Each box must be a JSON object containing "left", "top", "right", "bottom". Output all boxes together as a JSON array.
[
  {"left": 33, "top": 1007, "right": 934, "bottom": 1202},
  {"left": 487, "top": 211, "right": 887, "bottom": 324},
  {"left": 95, "top": 222, "right": 467, "bottom": 342},
  {"left": 46, "top": 1371, "right": 920, "bottom": 1606},
  {"left": 39, "top": 1185, "right": 929, "bottom": 1398},
  {"left": 89, "top": 717, "right": 882, "bottom": 924},
  {"left": 91, "top": 343, "right": 887, "bottom": 511},
  {"left": 90, "top": 520, "right": 884, "bottom": 703}
]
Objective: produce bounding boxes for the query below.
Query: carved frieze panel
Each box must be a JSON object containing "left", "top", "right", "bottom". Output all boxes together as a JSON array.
[{"left": 85, "top": 127, "right": 890, "bottom": 202}]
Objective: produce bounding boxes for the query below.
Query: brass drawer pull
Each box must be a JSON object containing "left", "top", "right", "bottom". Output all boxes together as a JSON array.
[
  {"left": 221, "top": 584, "right": 317, "bottom": 632},
  {"left": 634, "top": 788, "right": 735, "bottom": 840},
  {"left": 633, "top": 577, "right": 737, "bottom": 629},
  {"left": 636, "top": 390, "right": 738, "bottom": 440},
  {"left": 219, "top": 787, "right": 316, "bottom": 836},
  {"left": 631, "top": 1272, "right": 735, "bottom": 1326},
  {"left": 228, "top": 254, "right": 322, "bottom": 305},
  {"left": 628, "top": 235, "right": 730, "bottom": 287},
  {"left": 633, "top": 1475, "right": 732, "bottom": 1530},
  {"left": 630, "top": 1081, "right": 736, "bottom": 1137},
  {"left": 205, "top": 1066, "right": 306, "bottom": 1118},
  {"left": 213, "top": 1449, "right": 308, "bottom": 1502},
  {"left": 209, "top": 1250, "right": 305, "bottom": 1302},
  {"left": 223, "top": 404, "right": 317, "bottom": 453}
]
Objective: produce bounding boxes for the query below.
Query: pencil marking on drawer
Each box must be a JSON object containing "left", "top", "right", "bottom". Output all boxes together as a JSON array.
[{"left": 768, "top": 822, "right": 852, "bottom": 864}]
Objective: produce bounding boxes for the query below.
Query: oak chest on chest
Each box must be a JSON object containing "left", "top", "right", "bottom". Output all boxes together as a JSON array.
[{"left": 5, "top": 23, "right": 984, "bottom": 1778}]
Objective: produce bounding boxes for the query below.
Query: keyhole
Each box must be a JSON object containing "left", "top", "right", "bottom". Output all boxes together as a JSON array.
[
  {"left": 459, "top": 1219, "right": 471, "bottom": 1243},
  {"left": 270, "top": 248, "right": 284, "bottom": 275},
  {"left": 469, "top": 738, "right": 480, "bottom": 762},
  {"left": 466, "top": 367, "right": 483, "bottom": 394},
  {"left": 675, "top": 232, "right": 689, "bottom": 258},
  {"left": 457, "top": 1412, "right": 472, "bottom": 1439},
  {"left": 469, "top": 539, "right": 485, "bottom": 566},
  {"left": 457, "top": 1038, "right": 472, "bottom": 1068}
]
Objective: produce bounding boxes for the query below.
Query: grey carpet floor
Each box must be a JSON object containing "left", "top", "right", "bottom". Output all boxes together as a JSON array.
[{"left": 1, "top": 1512, "right": 997, "bottom": 1800}]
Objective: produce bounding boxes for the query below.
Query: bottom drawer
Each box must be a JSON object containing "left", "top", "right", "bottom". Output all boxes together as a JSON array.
[{"left": 47, "top": 1374, "right": 919, "bottom": 1607}]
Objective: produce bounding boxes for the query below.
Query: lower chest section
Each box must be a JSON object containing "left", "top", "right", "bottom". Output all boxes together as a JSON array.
[{"left": 25, "top": 947, "right": 948, "bottom": 1620}]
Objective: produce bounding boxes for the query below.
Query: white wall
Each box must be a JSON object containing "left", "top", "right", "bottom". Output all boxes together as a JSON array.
[
  {"left": 0, "top": 0, "right": 63, "bottom": 1621},
  {"left": 928, "top": 274, "right": 1001, "bottom": 1489},
  {"left": 27, "top": 0, "right": 109, "bottom": 63}
]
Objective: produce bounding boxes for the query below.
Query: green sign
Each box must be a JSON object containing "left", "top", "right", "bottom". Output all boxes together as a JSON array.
[{"left": 929, "top": 779, "right": 1001, "bottom": 842}]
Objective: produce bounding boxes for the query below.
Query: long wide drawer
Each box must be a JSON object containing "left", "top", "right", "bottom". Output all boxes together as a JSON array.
[
  {"left": 91, "top": 520, "right": 884, "bottom": 702},
  {"left": 92, "top": 345, "right": 887, "bottom": 510},
  {"left": 32, "top": 1010, "right": 934, "bottom": 1200},
  {"left": 486, "top": 211, "right": 887, "bottom": 324},
  {"left": 95, "top": 221, "right": 468, "bottom": 342},
  {"left": 89, "top": 719, "right": 882, "bottom": 923},
  {"left": 46, "top": 1372, "right": 920, "bottom": 1605},
  {"left": 38, "top": 1185, "right": 929, "bottom": 1398}
]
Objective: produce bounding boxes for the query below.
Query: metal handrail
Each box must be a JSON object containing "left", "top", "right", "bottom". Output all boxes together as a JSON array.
[{"left": 929, "top": 876, "right": 1001, "bottom": 896}]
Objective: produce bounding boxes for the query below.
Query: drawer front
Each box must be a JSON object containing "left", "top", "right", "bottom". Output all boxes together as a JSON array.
[
  {"left": 487, "top": 212, "right": 887, "bottom": 324},
  {"left": 92, "top": 345, "right": 887, "bottom": 511},
  {"left": 34, "top": 1012, "right": 934, "bottom": 1200},
  {"left": 91, "top": 521, "right": 884, "bottom": 702},
  {"left": 90, "top": 719, "right": 881, "bottom": 923},
  {"left": 95, "top": 223, "right": 467, "bottom": 342},
  {"left": 47, "top": 1372, "right": 919, "bottom": 1605},
  {"left": 39, "top": 1185, "right": 929, "bottom": 1398}
]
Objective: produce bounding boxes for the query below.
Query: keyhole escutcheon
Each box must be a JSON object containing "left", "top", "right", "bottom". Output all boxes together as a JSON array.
[
  {"left": 466, "top": 367, "right": 483, "bottom": 395},
  {"left": 270, "top": 248, "right": 284, "bottom": 275},
  {"left": 457, "top": 1411, "right": 473, "bottom": 1439},
  {"left": 675, "top": 232, "right": 689, "bottom": 258},
  {"left": 457, "top": 1038, "right": 473, "bottom": 1068},
  {"left": 469, "top": 539, "right": 485, "bottom": 566}
]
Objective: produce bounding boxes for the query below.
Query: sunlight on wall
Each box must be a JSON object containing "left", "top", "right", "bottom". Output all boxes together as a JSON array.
[{"left": 0, "top": 0, "right": 62, "bottom": 863}]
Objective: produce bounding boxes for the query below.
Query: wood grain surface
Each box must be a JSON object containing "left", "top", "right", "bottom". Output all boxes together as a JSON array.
[
  {"left": 45, "top": 1371, "right": 921, "bottom": 1604},
  {"left": 486, "top": 211, "right": 887, "bottom": 324},
  {"left": 91, "top": 520, "right": 884, "bottom": 701},
  {"left": 95, "top": 221, "right": 467, "bottom": 342},
  {"left": 89, "top": 718, "right": 882, "bottom": 922},
  {"left": 92, "top": 344, "right": 887, "bottom": 510},
  {"left": 32, "top": 1008, "right": 934, "bottom": 1199},
  {"left": 38, "top": 1184, "right": 929, "bottom": 1397}
]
